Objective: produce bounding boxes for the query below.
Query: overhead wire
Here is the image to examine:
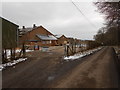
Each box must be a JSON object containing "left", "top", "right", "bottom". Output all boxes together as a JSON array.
[{"left": 71, "top": 0, "right": 97, "bottom": 29}]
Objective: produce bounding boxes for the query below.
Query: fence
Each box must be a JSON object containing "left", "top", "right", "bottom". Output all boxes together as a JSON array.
[
  {"left": 64, "top": 41, "right": 101, "bottom": 57},
  {"left": 2, "top": 43, "right": 26, "bottom": 64},
  {"left": 64, "top": 44, "right": 87, "bottom": 57}
]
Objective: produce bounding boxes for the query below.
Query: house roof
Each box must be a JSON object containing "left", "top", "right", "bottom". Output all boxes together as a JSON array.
[
  {"left": 19, "top": 27, "right": 33, "bottom": 32},
  {"left": 27, "top": 40, "right": 38, "bottom": 42},
  {"left": 1, "top": 17, "right": 19, "bottom": 27},
  {"left": 55, "top": 34, "right": 67, "bottom": 39},
  {"left": 36, "top": 34, "right": 57, "bottom": 40},
  {"left": 19, "top": 26, "right": 54, "bottom": 37},
  {"left": 19, "top": 27, "right": 33, "bottom": 35},
  {"left": 55, "top": 34, "right": 63, "bottom": 38}
]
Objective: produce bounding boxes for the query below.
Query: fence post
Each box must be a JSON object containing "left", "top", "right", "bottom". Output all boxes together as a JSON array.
[
  {"left": 72, "top": 44, "right": 74, "bottom": 54},
  {"left": 23, "top": 43, "right": 26, "bottom": 58},
  {"left": 67, "top": 45, "right": 69, "bottom": 56},
  {"left": 4, "top": 49, "right": 7, "bottom": 63},
  {"left": 10, "top": 48, "right": 13, "bottom": 60},
  {"left": 64, "top": 45, "right": 67, "bottom": 57},
  {"left": 75, "top": 42, "right": 76, "bottom": 53}
]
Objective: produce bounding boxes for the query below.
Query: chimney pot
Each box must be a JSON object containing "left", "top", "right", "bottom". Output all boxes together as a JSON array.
[
  {"left": 22, "top": 26, "right": 25, "bottom": 29},
  {"left": 33, "top": 24, "right": 36, "bottom": 28}
]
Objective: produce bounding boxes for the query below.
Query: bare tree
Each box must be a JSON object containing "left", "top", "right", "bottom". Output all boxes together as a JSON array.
[{"left": 94, "top": 1, "right": 120, "bottom": 46}]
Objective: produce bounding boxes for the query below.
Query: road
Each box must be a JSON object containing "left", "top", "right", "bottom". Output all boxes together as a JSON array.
[{"left": 2, "top": 47, "right": 119, "bottom": 88}]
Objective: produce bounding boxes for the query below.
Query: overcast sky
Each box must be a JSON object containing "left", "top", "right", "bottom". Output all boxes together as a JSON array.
[{"left": 1, "top": 1, "right": 105, "bottom": 40}]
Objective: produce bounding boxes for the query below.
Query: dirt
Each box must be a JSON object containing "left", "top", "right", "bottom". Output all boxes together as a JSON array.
[
  {"left": 2, "top": 46, "right": 119, "bottom": 88},
  {"left": 49, "top": 47, "right": 119, "bottom": 88}
]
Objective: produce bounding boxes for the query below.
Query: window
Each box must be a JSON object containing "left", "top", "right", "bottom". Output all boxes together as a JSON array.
[
  {"left": 42, "top": 41, "right": 52, "bottom": 44},
  {"left": 50, "top": 41, "right": 52, "bottom": 44},
  {"left": 42, "top": 41, "right": 46, "bottom": 44},
  {"left": 46, "top": 41, "right": 51, "bottom": 44}
]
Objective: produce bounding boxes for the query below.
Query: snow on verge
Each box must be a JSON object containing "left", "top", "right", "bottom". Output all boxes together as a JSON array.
[
  {"left": 5, "top": 49, "right": 34, "bottom": 59},
  {"left": 0, "top": 58, "right": 27, "bottom": 71},
  {"left": 64, "top": 47, "right": 102, "bottom": 61},
  {"left": 26, "top": 50, "right": 34, "bottom": 52},
  {"left": 16, "top": 49, "right": 34, "bottom": 53}
]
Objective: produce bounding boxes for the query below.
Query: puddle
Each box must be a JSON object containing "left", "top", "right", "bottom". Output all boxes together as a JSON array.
[
  {"left": 47, "top": 76, "right": 55, "bottom": 81},
  {"left": 48, "top": 53, "right": 53, "bottom": 55}
]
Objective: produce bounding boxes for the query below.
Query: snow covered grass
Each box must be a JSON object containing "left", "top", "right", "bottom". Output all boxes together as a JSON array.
[
  {"left": 5, "top": 49, "right": 34, "bottom": 59},
  {"left": 5, "top": 50, "right": 11, "bottom": 59},
  {"left": 26, "top": 49, "right": 34, "bottom": 52},
  {"left": 1, "top": 49, "right": 34, "bottom": 71},
  {"left": 0, "top": 58, "right": 27, "bottom": 71},
  {"left": 16, "top": 49, "right": 34, "bottom": 53},
  {"left": 64, "top": 47, "right": 102, "bottom": 61},
  {"left": 64, "top": 54, "right": 85, "bottom": 60}
]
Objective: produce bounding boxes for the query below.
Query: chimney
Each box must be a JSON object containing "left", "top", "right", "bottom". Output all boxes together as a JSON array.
[
  {"left": 33, "top": 24, "right": 36, "bottom": 28},
  {"left": 22, "top": 26, "right": 25, "bottom": 29}
]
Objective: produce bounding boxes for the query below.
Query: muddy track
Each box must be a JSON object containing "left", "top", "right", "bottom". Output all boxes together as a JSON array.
[
  {"left": 48, "top": 47, "right": 119, "bottom": 88},
  {"left": 2, "top": 47, "right": 119, "bottom": 88}
]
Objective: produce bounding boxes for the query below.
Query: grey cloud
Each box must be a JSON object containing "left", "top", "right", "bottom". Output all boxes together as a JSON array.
[{"left": 2, "top": 2, "right": 104, "bottom": 40}]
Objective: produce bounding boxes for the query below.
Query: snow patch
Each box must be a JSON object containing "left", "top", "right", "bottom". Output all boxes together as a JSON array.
[
  {"left": 47, "top": 76, "right": 55, "bottom": 81},
  {"left": 64, "top": 54, "right": 84, "bottom": 60},
  {"left": 0, "top": 58, "right": 27, "bottom": 71},
  {"left": 15, "top": 49, "right": 21, "bottom": 53},
  {"left": 4, "top": 49, "right": 34, "bottom": 59},
  {"left": 64, "top": 47, "right": 102, "bottom": 61},
  {"left": 5, "top": 50, "right": 11, "bottom": 59},
  {"left": 26, "top": 50, "right": 34, "bottom": 52},
  {"left": 16, "top": 49, "right": 34, "bottom": 53}
]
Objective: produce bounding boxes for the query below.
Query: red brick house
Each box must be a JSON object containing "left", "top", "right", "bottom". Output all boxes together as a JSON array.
[
  {"left": 19, "top": 25, "right": 57, "bottom": 49},
  {"left": 55, "top": 35, "right": 68, "bottom": 46}
]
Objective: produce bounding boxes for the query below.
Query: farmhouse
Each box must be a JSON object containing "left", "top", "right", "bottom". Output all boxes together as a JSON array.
[
  {"left": 55, "top": 35, "right": 68, "bottom": 46},
  {"left": 19, "top": 25, "right": 57, "bottom": 49}
]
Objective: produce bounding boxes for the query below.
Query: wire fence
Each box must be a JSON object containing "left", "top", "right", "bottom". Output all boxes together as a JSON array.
[{"left": 64, "top": 44, "right": 87, "bottom": 57}]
